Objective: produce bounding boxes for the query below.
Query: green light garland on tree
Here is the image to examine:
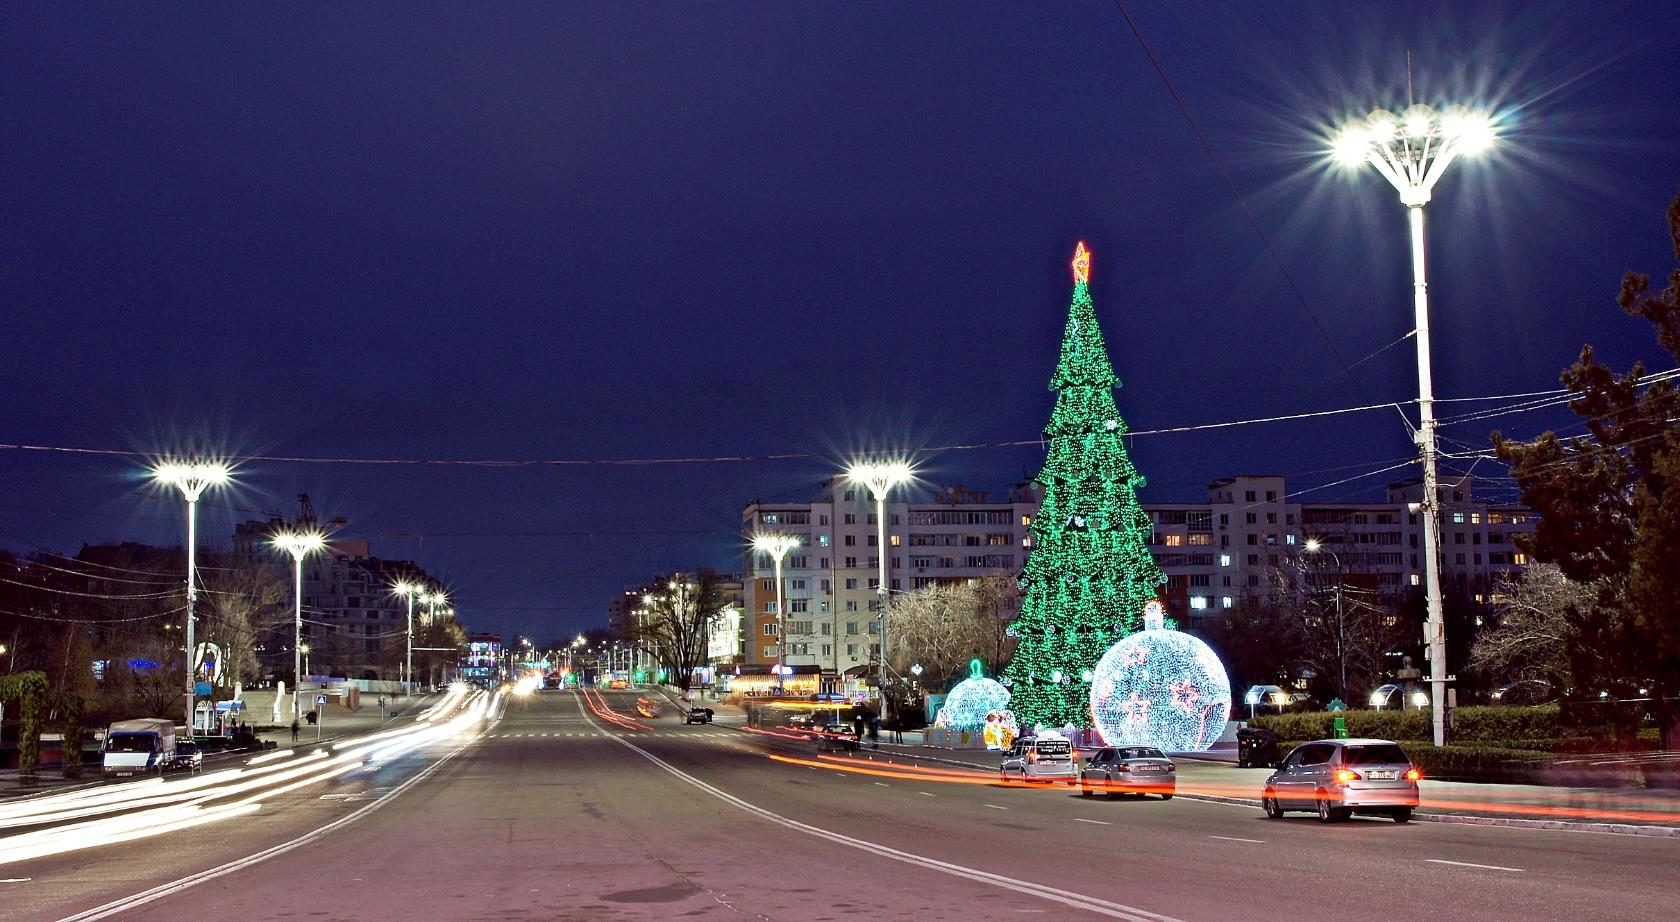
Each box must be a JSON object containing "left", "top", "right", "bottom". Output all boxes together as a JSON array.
[{"left": 1001, "top": 241, "right": 1165, "bottom": 729}]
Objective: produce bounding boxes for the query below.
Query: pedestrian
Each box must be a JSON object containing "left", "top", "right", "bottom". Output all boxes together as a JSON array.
[
  {"left": 290, "top": 719, "right": 299, "bottom": 742},
  {"left": 868, "top": 714, "right": 881, "bottom": 750}
]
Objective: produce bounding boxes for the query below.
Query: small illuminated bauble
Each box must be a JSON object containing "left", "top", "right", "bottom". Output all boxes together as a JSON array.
[
  {"left": 935, "top": 662, "right": 1011, "bottom": 730},
  {"left": 1089, "top": 626, "right": 1231, "bottom": 752}
]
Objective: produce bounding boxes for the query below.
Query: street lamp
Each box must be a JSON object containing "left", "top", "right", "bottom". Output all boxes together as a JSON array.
[
  {"left": 152, "top": 459, "right": 231, "bottom": 730},
  {"left": 391, "top": 582, "right": 422, "bottom": 697},
  {"left": 271, "top": 530, "right": 327, "bottom": 724},
  {"left": 1330, "top": 103, "right": 1496, "bottom": 747},
  {"left": 1303, "top": 539, "right": 1349, "bottom": 705},
  {"left": 846, "top": 460, "right": 914, "bottom": 700},
  {"left": 751, "top": 533, "right": 799, "bottom": 691}
]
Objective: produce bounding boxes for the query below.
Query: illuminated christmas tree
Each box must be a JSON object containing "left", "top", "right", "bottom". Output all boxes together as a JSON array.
[{"left": 1001, "top": 242, "right": 1165, "bottom": 729}]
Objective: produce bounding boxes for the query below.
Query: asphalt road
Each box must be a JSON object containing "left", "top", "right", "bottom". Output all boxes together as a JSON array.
[{"left": 6, "top": 689, "right": 1677, "bottom": 921}]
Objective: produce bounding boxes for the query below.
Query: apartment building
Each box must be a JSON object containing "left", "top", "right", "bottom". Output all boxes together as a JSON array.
[
  {"left": 740, "top": 478, "right": 1041, "bottom": 686},
  {"left": 1144, "top": 474, "right": 1537, "bottom": 623},
  {"left": 231, "top": 519, "right": 451, "bottom": 681}
]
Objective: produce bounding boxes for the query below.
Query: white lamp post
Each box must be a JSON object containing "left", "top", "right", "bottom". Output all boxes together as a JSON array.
[
  {"left": 271, "top": 530, "right": 327, "bottom": 724},
  {"left": 152, "top": 460, "right": 231, "bottom": 730},
  {"left": 392, "top": 582, "right": 421, "bottom": 696},
  {"left": 751, "top": 533, "right": 799, "bottom": 692},
  {"left": 846, "top": 460, "right": 914, "bottom": 700},
  {"left": 1331, "top": 104, "right": 1496, "bottom": 747}
]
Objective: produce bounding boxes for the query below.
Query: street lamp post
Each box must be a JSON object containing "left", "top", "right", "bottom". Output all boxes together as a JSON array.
[
  {"left": 391, "top": 582, "right": 421, "bottom": 697},
  {"left": 152, "top": 461, "right": 231, "bottom": 730},
  {"left": 271, "top": 530, "right": 327, "bottom": 725},
  {"left": 846, "top": 461, "right": 913, "bottom": 705},
  {"left": 1331, "top": 104, "right": 1495, "bottom": 747},
  {"left": 751, "top": 533, "right": 799, "bottom": 693},
  {"left": 1303, "top": 539, "right": 1348, "bottom": 704}
]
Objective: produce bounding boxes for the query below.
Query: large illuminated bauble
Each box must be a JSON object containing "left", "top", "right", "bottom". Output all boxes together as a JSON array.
[
  {"left": 935, "top": 676, "right": 1011, "bottom": 730},
  {"left": 1089, "top": 627, "right": 1231, "bottom": 752}
]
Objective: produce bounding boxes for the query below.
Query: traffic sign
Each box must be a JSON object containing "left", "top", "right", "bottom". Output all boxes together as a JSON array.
[{"left": 315, "top": 694, "right": 328, "bottom": 706}]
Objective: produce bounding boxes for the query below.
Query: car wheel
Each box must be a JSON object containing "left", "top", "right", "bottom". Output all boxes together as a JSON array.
[
  {"left": 1160, "top": 794, "right": 1173, "bottom": 801},
  {"left": 1316, "top": 793, "right": 1347, "bottom": 823},
  {"left": 1081, "top": 782, "right": 1093, "bottom": 797},
  {"left": 1392, "top": 808, "right": 1412, "bottom": 824},
  {"left": 1262, "top": 793, "right": 1284, "bottom": 819}
]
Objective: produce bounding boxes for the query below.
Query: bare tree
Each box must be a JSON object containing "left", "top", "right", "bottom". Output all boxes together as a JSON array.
[
  {"left": 1471, "top": 564, "right": 1601, "bottom": 690},
  {"left": 886, "top": 577, "right": 1019, "bottom": 690},
  {"left": 631, "top": 569, "right": 731, "bottom": 697},
  {"left": 200, "top": 558, "right": 288, "bottom": 688}
]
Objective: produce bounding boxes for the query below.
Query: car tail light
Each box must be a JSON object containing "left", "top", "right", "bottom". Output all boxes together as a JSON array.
[
  {"left": 1405, "top": 768, "right": 1421, "bottom": 781},
  {"left": 1334, "top": 769, "right": 1361, "bottom": 783},
  {"left": 1027, "top": 751, "right": 1038, "bottom": 763}
]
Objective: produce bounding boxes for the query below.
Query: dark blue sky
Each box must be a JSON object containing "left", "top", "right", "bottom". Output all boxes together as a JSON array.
[{"left": 4, "top": 2, "right": 1678, "bottom": 641}]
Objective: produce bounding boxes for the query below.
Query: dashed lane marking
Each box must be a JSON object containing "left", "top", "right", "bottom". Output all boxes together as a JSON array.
[
  {"left": 1207, "top": 835, "right": 1264, "bottom": 844},
  {"left": 1426, "top": 859, "right": 1525, "bottom": 873},
  {"left": 1074, "top": 818, "right": 1111, "bottom": 826},
  {"left": 920, "top": 792, "right": 936, "bottom": 797},
  {"left": 984, "top": 804, "right": 1008, "bottom": 811}
]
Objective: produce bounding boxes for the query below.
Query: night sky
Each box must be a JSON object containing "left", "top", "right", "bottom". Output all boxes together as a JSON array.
[{"left": 5, "top": 2, "right": 1678, "bottom": 642}]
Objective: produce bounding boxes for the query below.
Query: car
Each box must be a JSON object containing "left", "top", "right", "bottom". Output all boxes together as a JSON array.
[
  {"left": 684, "top": 707, "right": 714, "bottom": 725},
  {"left": 168, "top": 739, "right": 204, "bottom": 775},
  {"left": 1079, "top": 746, "right": 1175, "bottom": 799},
  {"left": 635, "top": 696, "right": 663, "bottom": 718},
  {"left": 1262, "top": 738, "right": 1420, "bottom": 823},
  {"left": 999, "top": 733, "right": 1077, "bottom": 784}
]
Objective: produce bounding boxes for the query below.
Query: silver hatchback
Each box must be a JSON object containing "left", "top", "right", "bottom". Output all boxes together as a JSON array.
[
  {"left": 1080, "top": 746, "right": 1175, "bottom": 799},
  {"left": 1262, "top": 738, "right": 1420, "bottom": 823}
]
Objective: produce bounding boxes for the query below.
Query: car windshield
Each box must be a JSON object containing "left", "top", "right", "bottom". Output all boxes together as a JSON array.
[
  {"left": 1343, "top": 744, "right": 1410, "bottom": 766},
  {"left": 1118, "top": 748, "right": 1165, "bottom": 760},
  {"left": 106, "top": 733, "right": 155, "bottom": 753}
]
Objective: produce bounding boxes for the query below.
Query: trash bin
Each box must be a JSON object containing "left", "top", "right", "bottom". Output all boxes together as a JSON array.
[{"left": 1237, "top": 727, "right": 1280, "bottom": 768}]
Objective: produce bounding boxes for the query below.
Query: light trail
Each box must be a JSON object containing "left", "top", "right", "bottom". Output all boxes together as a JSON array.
[{"left": 0, "top": 688, "right": 492, "bottom": 867}]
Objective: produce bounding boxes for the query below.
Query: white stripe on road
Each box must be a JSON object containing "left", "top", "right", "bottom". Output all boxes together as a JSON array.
[
  {"left": 919, "top": 792, "right": 936, "bottom": 797},
  {"left": 1208, "top": 835, "right": 1264, "bottom": 844},
  {"left": 1074, "top": 818, "right": 1111, "bottom": 826},
  {"left": 874, "top": 782, "right": 890, "bottom": 787},
  {"left": 586, "top": 712, "right": 1183, "bottom": 922},
  {"left": 984, "top": 804, "right": 1008, "bottom": 810},
  {"left": 1426, "top": 859, "right": 1525, "bottom": 873}
]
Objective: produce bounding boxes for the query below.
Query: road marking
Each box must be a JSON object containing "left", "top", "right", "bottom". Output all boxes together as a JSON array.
[
  {"left": 587, "top": 712, "right": 1182, "bottom": 922},
  {"left": 919, "top": 792, "right": 936, "bottom": 797},
  {"left": 1426, "top": 859, "right": 1525, "bottom": 873},
  {"left": 984, "top": 804, "right": 1008, "bottom": 810},
  {"left": 0, "top": 877, "right": 31, "bottom": 883},
  {"left": 1208, "top": 835, "right": 1264, "bottom": 844},
  {"left": 1074, "top": 818, "right": 1111, "bottom": 826},
  {"left": 874, "top": 782, "right": 890, "bottom": 787}
]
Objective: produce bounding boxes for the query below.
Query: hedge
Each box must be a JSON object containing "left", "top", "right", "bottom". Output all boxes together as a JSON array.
[{"left": 1250, "top": 705, "right": 1564, "bottom": 745}]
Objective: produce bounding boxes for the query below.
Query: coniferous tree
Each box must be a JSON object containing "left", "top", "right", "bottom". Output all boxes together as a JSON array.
[{"left": 1002, "top": 243, "right": 1164, "bottom": 728}]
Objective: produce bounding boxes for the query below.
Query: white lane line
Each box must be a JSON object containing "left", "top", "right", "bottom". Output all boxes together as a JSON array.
[
  {"left": 984, "top": 804, "right": 1009, "bottom": 810},
  {"left": 585, "top": 714, "right": 1182, "bottom": 922},
  {"left": 1208, "top": 835, "right": 1265, "bottom": 844},
  {"left": 919, "top": 792, "right": 936, "bottom": 797},
  {"left": 0, "top": 877, "right": 31, "bottom": 883},
  {"left": 1426, "top": 859, "right": 1525, "bottom": 873},
  {"left": 1074, "top": 818, "right": 1111, "bottom": 826}
]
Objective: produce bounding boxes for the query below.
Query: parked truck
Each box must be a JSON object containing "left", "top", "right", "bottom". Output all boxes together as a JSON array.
[{"left": 102, "top": 718, "right": 178, "bottom": 778}]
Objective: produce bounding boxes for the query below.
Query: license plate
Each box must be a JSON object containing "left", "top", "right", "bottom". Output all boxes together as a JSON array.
[
  {"left": 1368, "top": 770, "right": 1398, "bottom": 780},
  {"left": 1134, "top": 765, "right": 1162, "bottom": 772}
]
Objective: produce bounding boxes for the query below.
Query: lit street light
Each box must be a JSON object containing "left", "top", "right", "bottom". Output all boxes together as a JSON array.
[
  {"left": 152, "top": 460, "right": 231, "bottom": 730},
  {"left": 846, "top": 459, "right": 914, "bottom": 704},
  {"left": 272, "top": 530, "right": 327, "bottom": 724},
  {"left": 1330, "top": 103, "right": 1496, "bottom": 747},
  {"left": 751, "top": 533, "right": 799, "bottom": 691},
  {"left": 391, "top": 581, "right": 423, "bottom": 697},
  {"left": 1303, "top": 538, "right": 1349, "bottom": 704}
]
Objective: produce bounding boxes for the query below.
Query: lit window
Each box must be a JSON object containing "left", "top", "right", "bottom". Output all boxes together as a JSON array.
[
  {"left": 1285, "top": 535, "right": 1296, "bottom": 546},
  {"left": 1452, "top": 512, "right": 1465, "bottom": 524},
  {"left": 1219, "top": 554, "right": 1231, "bottom": 567},
  {"left": 1164, "top": 534, "right": 1184, "bottom": 547},
  {"left": 1221, "top": 596, "right": 1234, "bottom": 609},
  {"left": 1513, "top": 553, "right": 1528, "bottom": 566},
  {"left": 1410, "top": 574, "right": 1421, "bottom": 586},
  {"left": 1189, "top": 596, "right": 1208, "bottom": 610},
  {"left": 1022, "top": 515, "right": 1032, "bottom": 526},
  {"left": 890, "top": 535, "right": 900, "bottom": 546}
]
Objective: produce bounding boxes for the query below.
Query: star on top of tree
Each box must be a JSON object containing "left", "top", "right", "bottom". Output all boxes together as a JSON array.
[{"left": 1072, "top": 240, "right": 1091, "bottom": 285}]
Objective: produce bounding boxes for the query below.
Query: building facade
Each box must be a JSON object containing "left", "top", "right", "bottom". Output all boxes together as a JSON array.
[
  {"left": 232, "top": 519, "right": 452, "bottom": 682},
  {"left": 740, "top": 478, "right": 1041, "bottom": 685},
  {"left": 1143, "top": 474, "right": 1537, "bottom": 624}
]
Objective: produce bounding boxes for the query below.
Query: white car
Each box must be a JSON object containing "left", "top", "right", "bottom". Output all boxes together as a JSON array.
[{"left": 999, "top": 734, "right": 1077, "bottom": 784}]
